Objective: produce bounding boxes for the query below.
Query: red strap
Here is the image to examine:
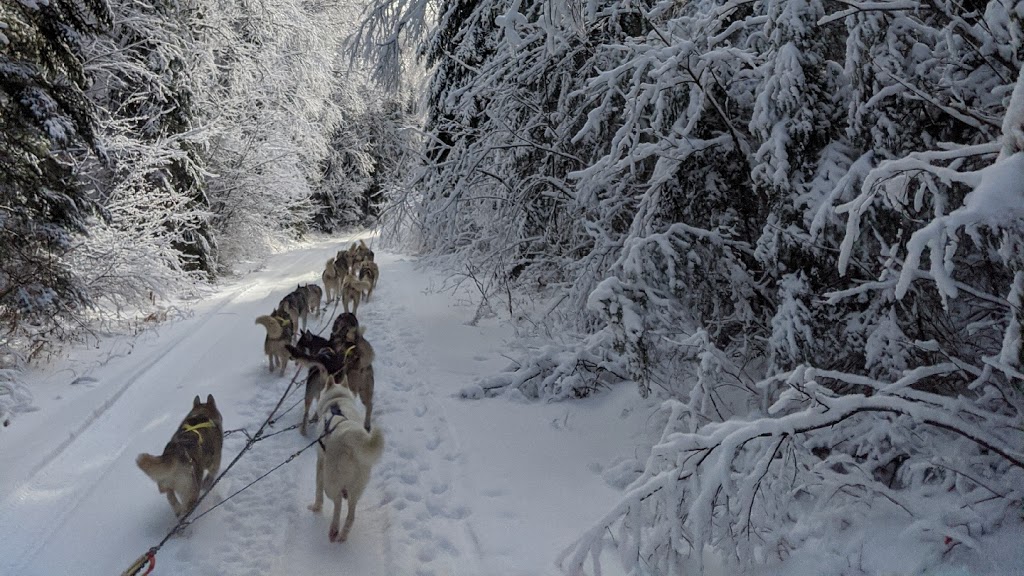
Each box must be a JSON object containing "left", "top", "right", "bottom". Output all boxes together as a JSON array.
[{"left": 141, "top": 550, "right": 156, "bottom": 576}]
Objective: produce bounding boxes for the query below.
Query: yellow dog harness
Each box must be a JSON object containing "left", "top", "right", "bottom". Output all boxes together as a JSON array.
[{"left": 181, "top": 420, "right": 216, "bottom": 444}]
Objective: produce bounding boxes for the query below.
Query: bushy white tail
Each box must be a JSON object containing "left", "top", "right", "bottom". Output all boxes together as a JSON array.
[
  {"left": 136, "top": 452, "right": 172, "bottom": 482},
  {"left": 255, "top": 315, "right": 283, "bottom": 339}
]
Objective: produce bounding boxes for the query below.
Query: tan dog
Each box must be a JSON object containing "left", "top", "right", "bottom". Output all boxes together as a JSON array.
[
  {"left": 355, "top": 239, "right": 374, "bottom": 263},
  {"left": 356, "top": 261, "right": 379, "bottom": 300},
  {"left": 137, "top": 395, "right": 224, "bottom": 518},
  {"left": 341, "top": 274, "right": 373, "bottom": 316},
  {"left": 334, "top": 250, "right": 352, "bottom": 278},
  {"left": 308, "top": 377, "right": 383, "bottom": 542},
  {"left": 322, "top": 257, "right": 341, "bottom": 303},
  {"left": 255, "top": 310, "right": 293, "bottom": 375}
]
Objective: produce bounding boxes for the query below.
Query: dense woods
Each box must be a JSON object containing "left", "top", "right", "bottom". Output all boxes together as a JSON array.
[
  {"left": 1, "top": 0, "right": 414, "bottom": 353},
  {"left": 3, "top": 0, "right": 1022, "bottom": 571},
  {"left": 358, "top": 0, "right": 1024, "bottom": 571}
]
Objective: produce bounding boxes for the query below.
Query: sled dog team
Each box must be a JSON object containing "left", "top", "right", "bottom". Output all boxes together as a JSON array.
[{"left": 136, "top": 240, "right": 384, "bottom": 544}]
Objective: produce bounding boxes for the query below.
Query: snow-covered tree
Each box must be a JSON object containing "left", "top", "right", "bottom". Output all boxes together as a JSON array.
[
  {"left": 0, "top": 0, "right": 111, "bottom": 334},
  {"left": 355, "top": 0, "right": 1024, "bottom": 570}
]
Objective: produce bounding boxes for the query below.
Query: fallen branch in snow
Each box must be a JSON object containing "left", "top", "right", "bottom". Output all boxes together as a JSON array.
[{"left": 559, "top": 365, "right": 1024, "bottom": 576}]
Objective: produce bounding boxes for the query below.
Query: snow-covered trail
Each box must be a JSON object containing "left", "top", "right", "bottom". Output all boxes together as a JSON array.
[{"left": 0, "top": 235, "right": 646, "bottom": 576}]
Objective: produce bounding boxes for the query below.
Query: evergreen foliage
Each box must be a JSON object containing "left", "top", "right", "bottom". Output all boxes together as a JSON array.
[{"left": 0, "top": 0, "right": 111, "bottom": 332}]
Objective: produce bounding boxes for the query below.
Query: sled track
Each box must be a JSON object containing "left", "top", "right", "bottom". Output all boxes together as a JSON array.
[
  {"left": 8, "top": 284, "right": 260, "bottom": 503},
  {"left": 0, "top": 283, "right": 261, "bottom": 572}
]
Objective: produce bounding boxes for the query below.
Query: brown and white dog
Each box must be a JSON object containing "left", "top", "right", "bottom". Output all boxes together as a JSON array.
[
  {"left": 136, "top": 395, "right": 224, "bottom": 518},
  {"left": 355, "top": 261, "right": 379, "bottom": 300}
]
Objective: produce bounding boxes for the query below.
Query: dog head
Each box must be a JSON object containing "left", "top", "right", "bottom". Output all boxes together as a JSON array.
[
  {"left": 296, "top": 329, "right": 330, "bottom": 353},
  {"left": 187, "top": 394, "right": 223, "bottom": 428},
  {"left": 297, "top": 329, "right": 315, "bottom": 349},
  {"left": 337, "top": 325, "right": 365, "bottom": 349},
  {"left": 330, "top": 313, "right": 359, "bottom": 339},
  {"left": 319, "top": 371, "right": 356, "bottom": 406}
]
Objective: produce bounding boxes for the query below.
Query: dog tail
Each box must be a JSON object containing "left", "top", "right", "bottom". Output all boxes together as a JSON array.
[
  {"left": 345, "top": 276, "right": 373, "bottom": 292},
  {"left": 361, "top": 426, "right": 385, "bottom": 465},
  {"left": 136, "top": 452, "right": 173, "bottom": 482},
  {"left": 255, "top": 315, "right": 284, "bottom": 339}
]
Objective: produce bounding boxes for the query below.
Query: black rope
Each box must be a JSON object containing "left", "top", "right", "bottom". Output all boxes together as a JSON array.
[
  {"left": 184, "top": 429, "right": 326, "bottom": 527},
  {"left": 259, "top": 422, "right": 300, "bottom": 440},
  {"left": 269, "top": 396, "right": 306, "bottom": 426}
]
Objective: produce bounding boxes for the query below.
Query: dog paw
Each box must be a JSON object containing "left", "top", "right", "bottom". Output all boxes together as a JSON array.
[
  {"left": 308, "top": 503, "right": 322, "bottom": 513},
  {"left": 328, "top": 526, "right": 340, "bottom": 542}
]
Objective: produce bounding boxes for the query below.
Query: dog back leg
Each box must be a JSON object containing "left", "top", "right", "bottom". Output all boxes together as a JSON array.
[
  {"left": 165, "top": 490, "right": 184, "bottom": 517},
  {"left": 336, "top": 483, "right": 365, "bottom": 542},
  {"left": 178, "top": 471, "right": 202, "bottom": 518},
  {"left": 328, "top": 490, "right": 348, "bottom": 542},
  {"left": 308, "top": 453, "right": 325, "bottom": 513},
  {"left": 301, "top": 396, "right": 310, "bottom": 436},
  {"left": 301, "top": 369, "right": 321, "bottom": 436},
  {"left": 277, "top": 351, "right": 288, "bottom": 376},
  {"left": 203, "top": 450, "right": 222, "bottom": 491},
  {"left": 360, "top": 378, "right": 374, "bottom": 432}
]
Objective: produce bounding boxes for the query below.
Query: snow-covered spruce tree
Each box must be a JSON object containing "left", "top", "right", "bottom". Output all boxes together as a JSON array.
[
  {"left": 96, "top": 0, "right": 217, "bottom": 276},
  {"left": 560, "top": 1, "right": 1024, "bottom": 574},
  {"left": 0, "top": 0, "right": 111, "bottom": 338},
  {"left": 380, "top": 0, "right": 635, "bottom": 364},
  {"left": 354, "top": 0, "right": 1022, "bottom": 568},
  {"left": 313, "top": 82, "right": 417, "bottom": 232},
  {"left": 64, "top": 0, "right": 216, "bottom": 316},
  {"left": 195, "top": 0, "right": 345, "bottom": 267},
  {"left": 314, "top": 82, "right": 375, "bottom": 231}
]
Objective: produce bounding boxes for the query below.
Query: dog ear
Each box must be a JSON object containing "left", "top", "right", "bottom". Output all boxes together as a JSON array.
[
  {"left": 193, "top": 395, "right": 201, "bottom": 407},
  {"left": 206, "top": 394, "right": 216, "bottom": 407}
]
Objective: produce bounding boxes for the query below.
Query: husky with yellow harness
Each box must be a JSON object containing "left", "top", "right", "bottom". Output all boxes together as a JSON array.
[
  {"left": 255, "top": 309, "right": 294, "bottom": 375},
  {"left": 136, "top": 394, "right": 224, "bottom": 518}
]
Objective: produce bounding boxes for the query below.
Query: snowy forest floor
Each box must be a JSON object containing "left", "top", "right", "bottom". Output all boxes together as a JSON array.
[{"left": 0, "top": 232, "right": 652, "bottom": 576}]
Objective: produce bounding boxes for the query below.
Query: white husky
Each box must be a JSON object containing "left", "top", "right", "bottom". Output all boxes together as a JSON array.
[{"left": 309, "top": 374, "right": 384, "bottom": 542}]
